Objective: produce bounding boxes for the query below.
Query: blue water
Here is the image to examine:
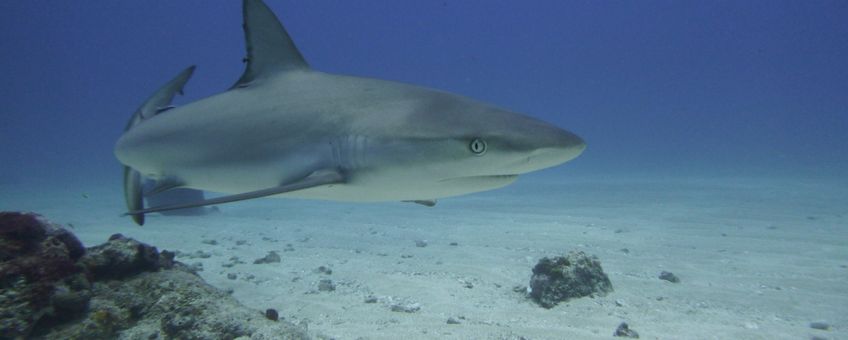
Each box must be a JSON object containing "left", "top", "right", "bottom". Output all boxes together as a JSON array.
[
  {"left": 2, "top": 2, "right": 847, "bottom": 339},
  {"left": 1, "top": 1, "right": 846, "bottom": 185}
]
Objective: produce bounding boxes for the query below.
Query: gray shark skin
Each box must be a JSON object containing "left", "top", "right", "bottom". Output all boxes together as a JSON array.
[{"left": 115, "top": 0, "right": 585, "bottom": 225}]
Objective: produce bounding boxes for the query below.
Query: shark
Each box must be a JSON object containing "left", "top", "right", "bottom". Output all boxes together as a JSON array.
[{"left": 115, "top": 0, "right": 586, "bottom": 225}]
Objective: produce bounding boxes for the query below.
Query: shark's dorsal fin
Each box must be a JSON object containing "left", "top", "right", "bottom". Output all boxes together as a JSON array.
[{"left": 233, "top": 0, "right": 309, "bottom": 88}]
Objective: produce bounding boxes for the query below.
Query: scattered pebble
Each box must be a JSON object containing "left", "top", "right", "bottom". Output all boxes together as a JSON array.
[
  {"left": 253, "top": 251, "right": 281, "bottom": 264},
  {"left": 449, "top": 242, "right": 458, "bottom": 246},
  {"left": 318, "top": 279, "right": 335, "bottom": 292},
  {"left": 364, "top": 296, "right": 378, "bottom": 304},
  {"left": 415, "top": 240, "right": 428, "bottom": 247},
  {"left": 659, "top": 271, "right": 680, "bottom": 283},
  {"left": 400, "top": 254, "right": 413, "bottom": 259},
  {"left": 613, "top": 322, "right": 639, "bottom": 338},
  {"left": 447, "top": 317, "right": 461, "bottom": 325},
  {"left": 283, "top": 244, "right": 295, "bottom": 252},
  {"left": 201, "top": 239, "right": 218, "bottom": 245},
  {"left": 235, "top": 240, "right": 248, "bottom": 246},
  {"left": 314, "top": 266, "right": 333, "bottom": 275},
  {"left": 227, "top": 273, "right": 237, "bottom": 280},
  {"left": 615, "top": 299, "right": 626, "bottom": 307},
  {"left": 264, "top": 308, "right": 278, "bottom": 321},
  {"left": 809, "top": 321, "right": 830, "bottom": 330}
]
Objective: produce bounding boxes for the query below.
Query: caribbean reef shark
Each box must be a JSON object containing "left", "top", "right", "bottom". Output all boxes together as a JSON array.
[{"left": 115, "top": 0, "right": 586, "bottom": 225}]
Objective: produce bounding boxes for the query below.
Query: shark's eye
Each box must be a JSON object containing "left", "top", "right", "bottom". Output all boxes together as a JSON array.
[{"left": 469, "top": 138, "right": 487, "bottom": 155}]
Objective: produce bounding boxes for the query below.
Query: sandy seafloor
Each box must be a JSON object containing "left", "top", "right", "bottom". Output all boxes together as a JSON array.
[{"left": 2, "top": 172, "right": 846, "bottom": 340}]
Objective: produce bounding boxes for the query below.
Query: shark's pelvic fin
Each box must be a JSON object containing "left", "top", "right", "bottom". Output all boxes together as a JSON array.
[
  {"left": 233, "top": 0, "right": 309, "bottom": 88},
  {"left": 123, "top": 167, "right": 145, "bottom": 225},
  {"left": 125, "top": 169, "right": 344, "bottom": 217}
]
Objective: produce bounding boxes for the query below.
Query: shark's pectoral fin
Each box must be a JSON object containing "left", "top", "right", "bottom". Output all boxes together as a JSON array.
[
  {"left": 124, "top": 169, "right": 344, "bottom": 217},
  {"left": 123, "top": 167, "right": 145, "bottom": 226},
  {"left": 403, "top": 200, "right": 437, "bottom": 207}
]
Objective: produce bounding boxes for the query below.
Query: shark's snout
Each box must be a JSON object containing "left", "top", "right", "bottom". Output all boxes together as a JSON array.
[{"left": 508, "top": 126, "right": 585, "bottom": 173}]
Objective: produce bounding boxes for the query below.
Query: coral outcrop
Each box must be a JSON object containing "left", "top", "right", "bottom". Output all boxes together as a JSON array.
[{"left": 0, "top": 211, "right": 308, "bottom": 340}]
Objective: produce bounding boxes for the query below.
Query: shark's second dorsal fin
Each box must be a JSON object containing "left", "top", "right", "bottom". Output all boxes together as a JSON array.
[
  {"left": 233, "top": 0, "right": 309, "bottom": 88},
  {"left": 125, "top": 65, "right": 196, "bottom": 131}
]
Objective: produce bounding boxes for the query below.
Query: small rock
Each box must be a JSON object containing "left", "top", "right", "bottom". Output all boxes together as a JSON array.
[
  {"left": 201, "top": 239, "right": 218, "bottom": 245},
  {"left": 188, "top": 262, "right": 204, "bottom": 272},
  {"left": 659, "top": 271, "right": 680, "bottom": 283},
  {"left": 318, "top": 279, "right": 335, "bottom": 292},
  {"left": 227, "top": 273, "right": 237, "bottom": 280},
  {"left": 613, "top": 322, "right": 639, "bottom": 338},
  {"left": 615, "top": 299, "right": 626, "bottom": 307},
  {"left": 314, "top": 266, "right": 332, "bottom": 275},
  {"left": 446, "top": 317, "right": 461, "bottom": 324},
  {"left": 809, "top": 321, "right": 830, "bottom": 330},
  {"left": 415, "top": 240, "right": 428, "bottom": 247},
  {"left": 253, "top": 251, "right": 281, "bottom": 264},
  {"left": 265, "top": 308, "right": 278, "bottom": 321},
  {"left": 235, "top": 240, "right": 247, "bottom": 246},
  {"left": 390, "top": 302, "right": 420, "bottom": 313},
  {"left": 364, "top": 296, "right": 378, "bottom": 303},
  {"left": 449, "top": 242, "right": 458, "bottom": 246}
]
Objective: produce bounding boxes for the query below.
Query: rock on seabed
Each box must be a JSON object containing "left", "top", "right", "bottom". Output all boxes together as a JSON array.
[{"left": 528, "top": 251, "right": 613, "bottom": 308}]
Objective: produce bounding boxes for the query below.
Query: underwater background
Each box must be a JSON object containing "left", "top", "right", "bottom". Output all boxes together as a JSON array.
[
  {"left": 1, "top": 1, "right": 847, "bottom": 339},
  {"left": 2, "top": 1, "right": 846, "bottom": 183}
]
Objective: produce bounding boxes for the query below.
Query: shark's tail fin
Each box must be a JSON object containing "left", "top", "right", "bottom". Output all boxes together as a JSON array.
[{"left": 122, "top": 66, "right": 196, "bottom": 225}]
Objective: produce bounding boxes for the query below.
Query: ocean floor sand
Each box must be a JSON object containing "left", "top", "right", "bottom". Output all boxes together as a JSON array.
[{"left": 2, "top": 173, "right": 846, "bottom": 339}]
